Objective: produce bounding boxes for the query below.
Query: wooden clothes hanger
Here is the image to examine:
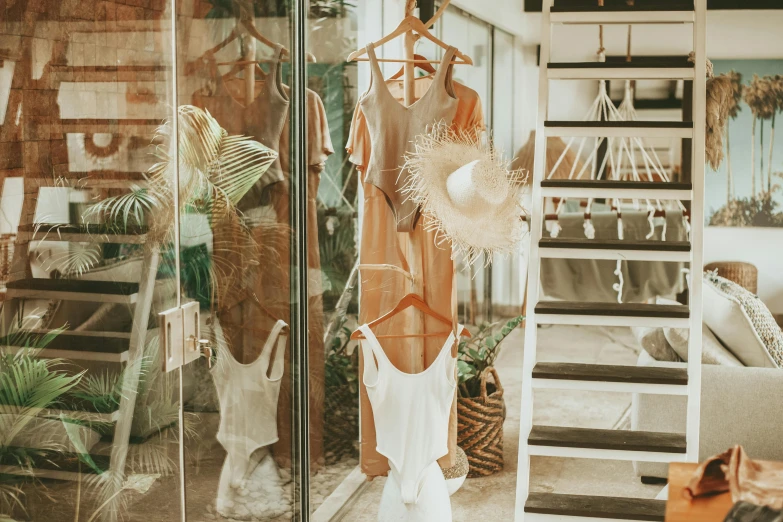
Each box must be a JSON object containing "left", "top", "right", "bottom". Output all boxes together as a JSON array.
[
  {"left": 389, "top": 54, "right": 436, "bottom": 79},
  {"left": 351, "top": 293, "right": 471, "bottom": 340},
  {"left": 346, "top": 15, "right": 473, "bottom": 66}
]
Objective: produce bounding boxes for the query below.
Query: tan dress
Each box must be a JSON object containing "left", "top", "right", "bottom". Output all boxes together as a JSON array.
[{"left": 347, "top": 57, "right": 484, "bottom": 478}]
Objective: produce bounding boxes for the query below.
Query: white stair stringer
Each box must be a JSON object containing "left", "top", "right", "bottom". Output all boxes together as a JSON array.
[{"left": 515, "top": 1, "right": 706, "bottom": 520}]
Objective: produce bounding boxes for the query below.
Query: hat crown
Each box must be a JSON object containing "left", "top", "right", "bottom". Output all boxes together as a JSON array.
[{"left": 446, "top": 159, "right": 509, "bottom": 214}]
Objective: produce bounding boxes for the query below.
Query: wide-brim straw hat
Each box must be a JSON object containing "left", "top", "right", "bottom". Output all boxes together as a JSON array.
[{"left": 401, "top": 124, "right": 527, "bottom": 266}]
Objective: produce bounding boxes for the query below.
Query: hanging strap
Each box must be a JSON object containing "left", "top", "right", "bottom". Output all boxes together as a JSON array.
[
  {"left": 259, "top": 319, "right": 288, "bottom": 376},
  {"left": 358, "top": 324, "right": 382, "bottom": 387}
]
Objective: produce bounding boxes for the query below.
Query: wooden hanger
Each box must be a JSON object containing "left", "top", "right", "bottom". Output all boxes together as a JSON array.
[
  {"left": 389, "top": 54, "right": 437, "bottom": 80},
  {"left": 351, "top": 293, "right": 470, "bottom": 340},
  {"left": 346, "top": 15, "right": 473, "bottom": 66}
]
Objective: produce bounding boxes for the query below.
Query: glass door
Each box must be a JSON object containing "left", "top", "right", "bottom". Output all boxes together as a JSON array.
[
  {"left": 174, "top": 3, "right": 304, "bottom": 522},
  {"left": 0, "top": 1, "right": 185, "bottom": 521}
]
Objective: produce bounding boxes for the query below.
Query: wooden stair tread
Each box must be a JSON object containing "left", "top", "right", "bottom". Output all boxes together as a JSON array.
[
  {"left": 526, "top": 492, "right": 666, "bottom": 521},
  {"left": 0, "top": 331, "right": 129, "bottom": 354},
  {"left": 545, "top": 120, "right": 693, "bottom": 128},
  {"left": 533, "top": 362, "right": 688, "bottom": 385},
  {"left": 540, "top": 238, "right": 691, "bottom": 252},
  {"left": 6, "top": 279, "right": 140, "bottom": 296},
  {"left": 529, "top": 425, "right": 687, "bottom": 453},
  {"left": 540, "top": 180, "right": 692, "bottom": 191},
  {"left": 549, "top": 57, "right": 692, "bottom": 69},
  {"left": 0, "top": 447, "right": 110, "bottom": 474},
  {"left": 18, "top": 224, "right": 148, "bottom": 235},
  {"left": 552, "top": 0, "right": 693, "bottom": 12},
  {"left": 535, "top": 301, "right": 690, "bottom": 318}
]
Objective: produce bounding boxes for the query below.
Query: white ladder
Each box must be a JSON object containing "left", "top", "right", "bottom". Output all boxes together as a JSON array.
[{"left": 515, "top": 0, "right": 707, "bottom": 520}]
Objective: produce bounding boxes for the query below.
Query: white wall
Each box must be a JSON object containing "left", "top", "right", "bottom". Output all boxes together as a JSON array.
[
  {"left": 517, "top": 9, "right": 783, "bottom": 312},
  {"left": 705, "top": 227, "right": 783, "bottom": 313}
]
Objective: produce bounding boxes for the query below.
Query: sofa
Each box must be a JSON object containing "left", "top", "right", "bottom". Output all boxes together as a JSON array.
[
  {"left": 631, "top": 271, "right": 783, "bottom": 481},
  {"left": 632, "top": 351, "right": 783, "bottom": 480}
]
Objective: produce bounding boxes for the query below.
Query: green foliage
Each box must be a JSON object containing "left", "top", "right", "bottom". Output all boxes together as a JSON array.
[
  {"left": 324, "top": 321, "right": 358, "bottom": 394},
  {"left": 0, "top": 328, "right": 84, "bottom": 513},
  {"left": 457, "top": 316, "right": 523, "bottom": 398},
  {"left": 318, "top": 208, "right": 357, "bottom": 311}
]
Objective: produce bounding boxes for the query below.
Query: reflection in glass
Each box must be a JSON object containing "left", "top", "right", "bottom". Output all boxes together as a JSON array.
[{"left": 0, "top": 0, "right": 182, "bottom": 521}]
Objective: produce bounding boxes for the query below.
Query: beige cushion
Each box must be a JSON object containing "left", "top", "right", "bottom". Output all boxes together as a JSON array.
[
  {"left": 664, "top": 324, "right": 742, "bottom": 366},
  {"left": 703, "top": 272, "right": 782, "bottom": 368},
  {"left": 631, "top": 326, "right": 680, "bottom": 362}
]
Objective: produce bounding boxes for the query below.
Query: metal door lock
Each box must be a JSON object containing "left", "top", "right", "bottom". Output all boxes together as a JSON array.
[
  {"left": 194, "top": 338, "right": 215, "bottom": 369},
  {"left": 159, "top": 301, "right": 202, "bottom": 372}
]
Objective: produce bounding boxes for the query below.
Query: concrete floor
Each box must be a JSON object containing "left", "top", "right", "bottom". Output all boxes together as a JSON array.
[{"left": 339, "top": 325, "right": 665, "bottom": 521}]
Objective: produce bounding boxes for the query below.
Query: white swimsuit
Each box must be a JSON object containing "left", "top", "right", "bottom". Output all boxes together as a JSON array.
[
  {"left": 212, "top": 319, "right": 287, "bottom": 488},
  {"left": 358, "top": 324, "right": 458, "bottom": 505}
]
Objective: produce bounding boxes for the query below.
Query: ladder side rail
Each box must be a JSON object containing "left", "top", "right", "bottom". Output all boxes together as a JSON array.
[
  {"left": 515, "top": 0, "right": 554, "bottom": 519},
  {"left": 686, "top": 0, "right": 707, "bottom": 464}
]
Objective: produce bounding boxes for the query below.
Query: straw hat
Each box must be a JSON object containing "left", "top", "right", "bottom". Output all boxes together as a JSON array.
[{"left": 402, "top": 124, "right": 527, "bottom": 266}]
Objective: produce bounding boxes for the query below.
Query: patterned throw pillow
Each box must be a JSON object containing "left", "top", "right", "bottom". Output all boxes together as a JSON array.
[{"left": 703, "top": 271, "right": 783, "bottom": 368}]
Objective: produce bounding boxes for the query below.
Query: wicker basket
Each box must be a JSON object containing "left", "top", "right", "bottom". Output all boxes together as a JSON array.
[
  {"left": 457, "top": 368, "right": 504, "bottom": 477},
  {"left": 704, "top": 261, "right": 758, "bottom": 294}
]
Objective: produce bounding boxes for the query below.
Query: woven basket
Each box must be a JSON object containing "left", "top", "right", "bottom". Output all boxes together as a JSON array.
[
  {"left": 457, "top": 368, "right": 504, "bottom": 477},
  {"left": 704, "top": 261, "right": 758, "bottom": 295}
]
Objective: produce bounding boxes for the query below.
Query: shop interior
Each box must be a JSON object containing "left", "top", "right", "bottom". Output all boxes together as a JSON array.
[{"left": 0, "top": 0, "right": 782, "bottom": 521}]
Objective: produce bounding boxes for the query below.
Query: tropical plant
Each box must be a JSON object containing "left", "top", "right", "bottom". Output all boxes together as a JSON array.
[
  {"left": 0, "top": 327, "right": 83, "bottom": 514},
  {"left": 766, "top": 75, "right": 783, "bottom": 191},
  {"left": 83, "top": 105, "right": 277, "bottom": 307},
  {"left": 744, "top": 75, "right": 779, "bottom": 196},
  {"left": 456, "top": 316, "right": 523, "bottom": 398},
  {"left": 725, "top": 70, "right": 743, "bottom": 203}
]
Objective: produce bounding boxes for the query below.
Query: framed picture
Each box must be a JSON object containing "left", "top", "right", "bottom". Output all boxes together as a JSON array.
[{"left": 707, "top": 59, "right": 783, "bottom": 227}]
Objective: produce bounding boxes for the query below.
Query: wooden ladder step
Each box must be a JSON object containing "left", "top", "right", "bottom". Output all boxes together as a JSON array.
[
  {"left": 528, "top": 425, "right": 687, "bottom": 461},
  {"left": 525, "top": 492, "right": 666, "bottom": 521},
  {"left": 6, "top": 279, "right": 140, "bottom": 304},
  {"left": 548, "top": 56, "right": 694, "bottom": 80},
  {"left": 18, "top": 224, "right": 148, "bottom": 244},
  {"left": 535, "top": 301, "right": 690, "bottom": 327},
  {"left": 550, "top": 1, "right": 694, "bottom": 24},
  {"left": 533, "top": 362, "right": 688, "bottom": 394},
  {"left": 540, "top": 179, "right": 692, "bottom": 200},
  {"left": 544, "top": 120, "right": 694, "bottom": 138},
  {"left": 539, "top": 238, "right": 691, "bottom": 261},
  {"left": 1, "top": 330, "right": 130, "bottom": 362}
]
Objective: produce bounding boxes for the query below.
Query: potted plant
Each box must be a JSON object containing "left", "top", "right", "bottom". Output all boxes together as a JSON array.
[{"left": 456, "top": 315, "right": 522, "bottom": 477}]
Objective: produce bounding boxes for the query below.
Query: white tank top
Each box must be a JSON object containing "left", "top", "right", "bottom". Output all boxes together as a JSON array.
[
  {"left": 358, "top": 324, "right": 458, "bottom": 504},
  {"left": 212, "top": 319, "right": 287, "bottom": 486}
]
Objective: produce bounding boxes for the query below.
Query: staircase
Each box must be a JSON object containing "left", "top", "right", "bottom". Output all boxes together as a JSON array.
[
  {"left": 0, "top": 178, "right": 161, "bottom": 483},
  {"left": 515, "top": 0, "right": 707, "bottom": 520}
]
